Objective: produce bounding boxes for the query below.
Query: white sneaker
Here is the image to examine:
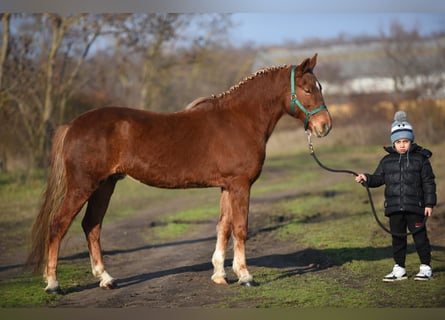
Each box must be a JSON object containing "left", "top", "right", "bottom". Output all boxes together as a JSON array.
[
  {"left": 414, "top": 264, "right": 432, "bottom": 281},
  {"left": 383, "top": 264, "right": 408, "bottom": 282}
]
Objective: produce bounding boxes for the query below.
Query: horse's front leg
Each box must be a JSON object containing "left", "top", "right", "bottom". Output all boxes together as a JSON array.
[
  {"left": 211, "top": 189, "right": 232, "bottom": 285},
  {"left": 82, "top": 178, "right": 118, "bottom": 289},
  {"left": 229, "top": 180, "right": 253, "bottom": 285}
]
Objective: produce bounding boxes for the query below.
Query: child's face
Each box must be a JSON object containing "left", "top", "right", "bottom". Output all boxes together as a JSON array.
[{"left": 394, "top": 139, "right": 411, "bottom": 154}]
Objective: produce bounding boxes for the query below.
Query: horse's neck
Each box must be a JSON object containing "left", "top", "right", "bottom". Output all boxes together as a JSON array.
[{"left": 221, "top": 71, "right": 288, "bottom": 139}]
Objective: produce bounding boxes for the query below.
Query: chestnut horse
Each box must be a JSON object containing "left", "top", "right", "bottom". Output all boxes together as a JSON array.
[{"left": 27, "top": 54, "right": 331, "bottom": 293}]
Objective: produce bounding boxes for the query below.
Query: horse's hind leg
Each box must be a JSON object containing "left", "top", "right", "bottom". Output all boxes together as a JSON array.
[
  {"left": 45, "top": 193, "right": 89, "bottom": 293},
  {"left": 82, "top": 176, "right": 118, "bottom": 289}
]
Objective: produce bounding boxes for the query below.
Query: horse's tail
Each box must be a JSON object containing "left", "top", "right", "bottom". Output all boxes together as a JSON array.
[{"left": 26, "top": 124, "right": 70, "bottom": 272}]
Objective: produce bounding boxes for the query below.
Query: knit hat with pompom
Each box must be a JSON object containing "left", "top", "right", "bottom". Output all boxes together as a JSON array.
[{"left": 391, "top": 111, "right": 414, "bottom": 144}]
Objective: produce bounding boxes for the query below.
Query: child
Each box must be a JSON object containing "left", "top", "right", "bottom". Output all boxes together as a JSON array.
[{"left": 355, "top": 111, "right": 436, "bottom": 281}]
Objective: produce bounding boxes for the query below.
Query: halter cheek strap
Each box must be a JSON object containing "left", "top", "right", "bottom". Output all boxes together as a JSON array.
[{"left": 290, "top": 66, "right": 327, "bottom": 130}]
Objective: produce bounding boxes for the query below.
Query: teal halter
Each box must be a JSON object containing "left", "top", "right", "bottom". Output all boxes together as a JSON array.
[{"left": 290, "top": 66, "right": 327, "bottom": 131}]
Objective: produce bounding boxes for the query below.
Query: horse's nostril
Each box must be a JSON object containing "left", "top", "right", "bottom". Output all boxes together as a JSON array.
[
  {"left": 323, "top": 123, "right": 331, "bottom": 135},
  {"left": 315, "top": 122, "right": 331, "bottom": 137},
  {"left": 326, "top": 123, "right": 332, "bottom": 133}
]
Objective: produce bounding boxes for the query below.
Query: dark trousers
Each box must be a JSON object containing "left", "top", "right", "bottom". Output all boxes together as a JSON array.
[{"left": 389, "top": 212, "right": 431, "bottom": 267}]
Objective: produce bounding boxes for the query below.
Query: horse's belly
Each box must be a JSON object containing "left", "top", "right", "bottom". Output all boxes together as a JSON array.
[{"left": 126, "top": 163, "right": 221, "bottom": 189}]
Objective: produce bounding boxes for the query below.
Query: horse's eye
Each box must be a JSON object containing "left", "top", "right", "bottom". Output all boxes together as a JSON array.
[{"left": 303, "top": 88, "right": 312, "bottom": 94}]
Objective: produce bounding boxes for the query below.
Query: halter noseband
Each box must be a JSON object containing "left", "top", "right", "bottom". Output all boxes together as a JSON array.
[{"left": 290, "top": 65, "right": 327, "bottom": 131}]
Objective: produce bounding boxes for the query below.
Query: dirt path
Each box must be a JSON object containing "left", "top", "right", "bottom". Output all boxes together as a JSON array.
[
  {"left": 57, "top": 218, "right": 226, "bottom": 307},
  {"left": 52, "top": 187, "right": 321, "bottom": 308}
]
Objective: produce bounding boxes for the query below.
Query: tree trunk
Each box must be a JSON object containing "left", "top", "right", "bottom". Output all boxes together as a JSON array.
[{"left": 0, "top": 13, "right": 11, "bottom": 93}]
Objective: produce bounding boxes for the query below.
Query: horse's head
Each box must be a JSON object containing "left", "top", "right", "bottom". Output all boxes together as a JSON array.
[{"left": 288, "top": 54, "right": 332, "bottom": 137}]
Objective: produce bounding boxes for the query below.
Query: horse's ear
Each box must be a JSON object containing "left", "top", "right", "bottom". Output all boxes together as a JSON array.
[
  {"left": 296, "top": 53, "right": 318, "bottom": 74},
  {"left": 309, "top": 53, "right": 318, "bottom": 70},
  {"left": 296, "top": 58, "right": 310, "bottom": 75}
]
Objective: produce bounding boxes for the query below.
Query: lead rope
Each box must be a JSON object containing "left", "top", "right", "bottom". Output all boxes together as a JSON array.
[{"left": 305, "top": 131, "right": 428, "bottom": 237}]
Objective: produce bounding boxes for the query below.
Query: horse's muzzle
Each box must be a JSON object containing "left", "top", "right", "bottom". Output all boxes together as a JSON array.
[{"left": 314, "top": 122, "right": 332, "bottom": 138}]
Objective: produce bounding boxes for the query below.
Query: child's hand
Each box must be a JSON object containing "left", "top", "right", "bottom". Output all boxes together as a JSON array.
[
  {"left": 355, "top": 174, "right": 367, "bottom": 184},
  {"left": 424, "top": 207, "right": 433, "bottom": 216}
]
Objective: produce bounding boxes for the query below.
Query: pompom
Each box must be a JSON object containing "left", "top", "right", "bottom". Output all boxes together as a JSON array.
[{"left": 394, "top": 110, "right": 408, "bottom": 122}]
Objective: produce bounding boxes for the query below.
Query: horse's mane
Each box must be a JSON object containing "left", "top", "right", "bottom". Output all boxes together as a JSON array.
[
  {"left": 185, "top": 65, "right": 287, "bottom": 110},
  {"left": 218, "top": 65, "right": 286, "bottom": 98}
]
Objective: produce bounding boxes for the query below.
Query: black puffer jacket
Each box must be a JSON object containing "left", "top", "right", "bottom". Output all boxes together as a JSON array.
[{"left": 365, "top": 143, "right": 436, "bottom": 216}]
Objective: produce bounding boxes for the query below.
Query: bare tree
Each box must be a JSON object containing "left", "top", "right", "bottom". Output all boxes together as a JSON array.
[
  {"left": 101, "top": 14, "right": 234, "bottom": 111},
  {"left": 0, "top": 13, "right": 11, "bottom": 172},
  {"left": 1, "top": 14, "right": 105, "bottom": 169},
  {"left": 0, "top": 13, "right": 10, "bottom": 92},
  {"left": 111, "top": 14, "right": 197, "bottom": 110}
]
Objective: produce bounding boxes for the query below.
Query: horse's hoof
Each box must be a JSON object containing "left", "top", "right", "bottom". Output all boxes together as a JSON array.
[
  {"left": 101, "top": 279, "right": 118, "bottom": 290},
  {"left": 212, "top": 276, "right": 229, "bottom": 285},
  {"left": 45, "top": 285, "right": 62, "bottom": 294}
]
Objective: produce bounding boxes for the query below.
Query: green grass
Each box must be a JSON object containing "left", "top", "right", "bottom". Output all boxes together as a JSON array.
[
  {"left": 232, "top": 261, "right": 444, "bottom": 308},
  {"left": 275, "top": 180, "right": 383, "bottom": 245},
  {"left": 230, "top": 253, "right": 444, "bottom": 308},
  {"left": 230, "top": 268, "right": 375, "bottom": 307},
  {"left": 147, "top": 205, "right": 220, "bottom": 242},
  {"left": 0, "top": 263, "right": 90, "bottom": 307}
]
